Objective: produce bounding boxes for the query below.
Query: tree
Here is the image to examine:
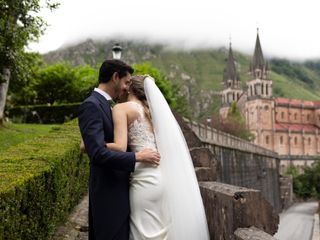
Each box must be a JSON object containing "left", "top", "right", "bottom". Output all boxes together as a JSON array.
[
  {"left": 7, "top": 52, "right": 44, "bottom": 106},
  {"left": 34, "top": 63, "right": 98, "bottom": 104},
  {"left": 133, "top": 62, "right": 191, "bottom": 117},
  {"left": 0, "top": 0, "right": 58, "bottom": 123},
  {"left": 286, "top": 160, "right": 320, "bottom": 200},
  {"left": 210, "top": 102, "right": 255, "bottom": 141}
]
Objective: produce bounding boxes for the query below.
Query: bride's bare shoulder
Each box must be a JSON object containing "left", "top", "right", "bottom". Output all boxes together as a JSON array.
[{"left": 113, "top": 102, "right": 139, "bottom": 113}]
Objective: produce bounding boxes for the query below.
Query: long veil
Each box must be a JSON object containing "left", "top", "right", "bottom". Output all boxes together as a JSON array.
[{"left": 144, "top": 77, "right": 210, "bottom": 240}]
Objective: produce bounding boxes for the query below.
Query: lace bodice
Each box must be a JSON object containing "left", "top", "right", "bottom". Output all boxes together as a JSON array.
[{"left": 128, "top": 102, "right": 157, "bottom": 152}]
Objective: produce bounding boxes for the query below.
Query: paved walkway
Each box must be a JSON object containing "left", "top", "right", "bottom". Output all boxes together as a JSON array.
[
  {"left": 274, "top": 201, "right": 318, "bottom": 240},
  {"left": 53, "top": 194, "right": 89, "bottom": 240}
]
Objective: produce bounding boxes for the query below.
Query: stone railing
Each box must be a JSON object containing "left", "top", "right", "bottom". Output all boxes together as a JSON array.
[
  {"left": 174, "top": 113, "right": 279, "bottom": 239},
  {"left": 182, "top": 117, "right": 282, "bottom": 213},
  {"left": 183, "top": 118, "right": 277, "bottom": 157}
]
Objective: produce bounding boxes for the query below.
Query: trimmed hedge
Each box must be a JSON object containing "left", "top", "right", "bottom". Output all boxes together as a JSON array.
[
  {"left": 6, "top": 103, "right": 81, "bottom": 124},
  {"left": 0, "top": 121, "right": 89, "bottom": 239}
]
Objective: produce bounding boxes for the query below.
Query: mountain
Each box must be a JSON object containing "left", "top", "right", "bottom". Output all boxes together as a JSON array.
[{"left": 43, "top": 39, "right": 320, "bottom": 119}]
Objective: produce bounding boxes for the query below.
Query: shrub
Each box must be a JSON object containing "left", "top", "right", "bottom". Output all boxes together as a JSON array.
[
  {"left": 286, "top": 161, "right": 320, "bottom": 200},
  {"left": 6, "top": 103, "right": 81, "bottom": 124},
  {"left": 0, "top": 121, "right": 89, "bottom": 239}
]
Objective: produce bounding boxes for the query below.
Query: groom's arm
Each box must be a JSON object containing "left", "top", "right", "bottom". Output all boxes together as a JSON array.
[{"left": 78, "top": 101, "right": 136, "bottom": 172}]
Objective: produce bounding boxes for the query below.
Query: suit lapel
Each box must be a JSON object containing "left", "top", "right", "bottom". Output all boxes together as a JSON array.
[{"left": 91, "top": 91, "right": 113, "bottom": 123}]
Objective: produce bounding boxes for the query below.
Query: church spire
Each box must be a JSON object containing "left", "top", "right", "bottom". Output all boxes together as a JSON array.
[
  {"left": 250, "top": 29, "right": 269, "bottom": 79},
  {"left": 252, "top": 28, "right": 265, "bottom": 70},
  {"left": 223, "top": 42, "right": 239, "bottom": 88}
]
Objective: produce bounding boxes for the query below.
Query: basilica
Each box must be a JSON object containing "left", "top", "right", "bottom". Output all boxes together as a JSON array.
[{"left": 219, "top": 31, "right": 320, "bottom": 169}]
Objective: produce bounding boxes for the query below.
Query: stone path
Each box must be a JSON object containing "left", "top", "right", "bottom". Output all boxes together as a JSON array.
[
  {"left": 274, "top": 201, "right": 318, "bottom": 240},
  {"left": 53, "top": 194, "right": 89, "bottom": 240}
]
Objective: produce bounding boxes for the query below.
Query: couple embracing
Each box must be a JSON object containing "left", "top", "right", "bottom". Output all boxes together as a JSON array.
[{"left": 78, "top": 59, "right": 209, "bottom": 240}]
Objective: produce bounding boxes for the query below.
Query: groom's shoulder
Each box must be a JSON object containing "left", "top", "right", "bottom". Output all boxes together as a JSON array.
[
  {"left": 82, "top": 91, "right": 98, "bottom": 104},
  {"left": 79, "top": 94, "right": 99, "bottom": 110}
]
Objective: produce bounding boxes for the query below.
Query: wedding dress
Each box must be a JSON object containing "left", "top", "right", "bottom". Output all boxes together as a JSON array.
[
  {"left": 127, "top": 77, "right": 209, "bottom": 240},
  {"left": 128, "top": 101, "right": 169, "bottom": 240}
]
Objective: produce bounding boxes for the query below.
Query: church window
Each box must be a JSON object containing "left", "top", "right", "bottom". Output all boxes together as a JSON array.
[
  {"left": 250, "top": 86, "right": 253, "bottom": 96},
  {"left": 307, "top": 114, "right": 310, "bottom": 121},
  {"left": 266, "top": 136, "right": 269, "bottom": 144},
  {"left": 294, "top": 113, "right": 297, "bottom": 120},
  {"left": 280, "top": 136, "right": 283, "bottom": 144},
  {"left": 254, "top": 85, "right": 257, "bottom": 95},
  {"left": 266, "top": 84, "right": 269, "bottom": 95},
  {"left": 294, "top": 137, "right": 298, "bottom": 145},
  {"left": 281, "top": 112, "right": 284, "bottom": 119},
  {"left": 264, "top": 105, "right": 269, "bottom": 111},
  {"left": 261, "top": 84, "right": 264, "bottom": 95}
]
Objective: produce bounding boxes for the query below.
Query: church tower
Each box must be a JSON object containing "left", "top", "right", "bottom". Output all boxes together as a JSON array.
[
  {"left": 247, "top": 29, "right": 272, "bottom": 99},
  {"left": 219, "top": 42, "right": 243, "bottom": 118},
  {"left": 245, "top": 29, "right": 275, "bottom": 148}
]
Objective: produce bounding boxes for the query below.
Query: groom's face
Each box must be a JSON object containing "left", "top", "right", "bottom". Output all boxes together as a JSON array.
[{"left": 114, "top": 72, "right": 132, "bottom": 102}]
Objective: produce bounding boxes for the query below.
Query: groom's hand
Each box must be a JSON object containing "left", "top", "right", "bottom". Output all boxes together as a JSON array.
[{"left": 135, "top": 149, "right": 160, "bottom": 166}]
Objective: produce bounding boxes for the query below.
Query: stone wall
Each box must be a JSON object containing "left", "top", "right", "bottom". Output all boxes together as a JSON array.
[
  {"left": 181, "top": 117, "right": 282, "bottom": 213},
  {"left": 174, "top": 113, "right": 280, "bottom": 239}
]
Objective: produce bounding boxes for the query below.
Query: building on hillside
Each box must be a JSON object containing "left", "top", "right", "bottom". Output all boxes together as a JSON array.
[{"left": 219, "top": 30, "right": 320, "bottom": 172}]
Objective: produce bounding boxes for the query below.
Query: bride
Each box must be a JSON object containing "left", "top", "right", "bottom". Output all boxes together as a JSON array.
[{"left": 106, "top": 75, "right": 209, "bottom": 240}]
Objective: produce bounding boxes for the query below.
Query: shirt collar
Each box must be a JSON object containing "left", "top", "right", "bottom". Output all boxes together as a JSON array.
[{"left": 94, "top": 88, "right": 112, "bottom": 102}]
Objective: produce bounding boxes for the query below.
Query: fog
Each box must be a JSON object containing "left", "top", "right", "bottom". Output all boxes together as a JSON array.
[{"left": 29, "top": 0, "right": 320, "bottom": 60}]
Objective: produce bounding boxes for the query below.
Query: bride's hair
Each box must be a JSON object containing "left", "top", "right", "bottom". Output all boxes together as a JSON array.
[{"left": 129, "top": 75, "right": 152, "bottom": 126}]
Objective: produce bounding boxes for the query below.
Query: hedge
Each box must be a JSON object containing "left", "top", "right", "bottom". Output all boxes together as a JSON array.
[
  {"left": 6, "top": 103, "right": 81, "bottom": 124},
  {"left": 0, "top": 121, "right": 89, "bottom": 239}
]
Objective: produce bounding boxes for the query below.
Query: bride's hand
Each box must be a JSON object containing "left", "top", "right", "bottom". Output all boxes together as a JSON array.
[
  {"left": 135, "top": 149, "right": 160, "bottom": 166},
  {"left": 80, "top": 139, "right": 86, "bottom": 154}
]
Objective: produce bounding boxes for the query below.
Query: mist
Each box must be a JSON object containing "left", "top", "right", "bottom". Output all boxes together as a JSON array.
[{"left": 29, "top": 0, "right": 320, "bottom": 61}]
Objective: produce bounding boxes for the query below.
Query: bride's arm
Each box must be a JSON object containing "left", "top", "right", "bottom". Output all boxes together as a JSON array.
[{"left": 106, "top": 105, "right": 128, "bottom": 152}]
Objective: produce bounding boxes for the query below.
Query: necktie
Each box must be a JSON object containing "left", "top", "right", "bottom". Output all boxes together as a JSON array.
[{"left": 107, "top": 99, "right": 116, "bottom": 108}]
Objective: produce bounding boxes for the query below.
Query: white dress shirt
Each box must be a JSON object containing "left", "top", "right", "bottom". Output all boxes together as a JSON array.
[{"left": 94, "top": 88, "right": 112, "bottom": 101}]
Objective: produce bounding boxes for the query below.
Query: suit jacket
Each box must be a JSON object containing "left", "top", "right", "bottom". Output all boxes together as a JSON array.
[{"left": 78, "top": 91, "right": 136, "bottom": 240}]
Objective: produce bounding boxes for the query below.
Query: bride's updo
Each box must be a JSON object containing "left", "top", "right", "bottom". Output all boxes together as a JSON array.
[{"left": 129, "top": 75, "right": 152, "bottom": 125}]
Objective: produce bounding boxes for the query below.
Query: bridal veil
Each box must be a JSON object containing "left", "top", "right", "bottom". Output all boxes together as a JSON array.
[{"left": 144, "top": 77, "right": 210, "bottom": 240}]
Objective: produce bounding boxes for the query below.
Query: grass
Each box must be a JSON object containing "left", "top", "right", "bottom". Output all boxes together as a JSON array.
[{"left": 0, "top": 123, "right": 61, "bottom": 153}]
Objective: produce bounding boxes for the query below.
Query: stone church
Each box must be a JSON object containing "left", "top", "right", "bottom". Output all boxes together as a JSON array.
[{"left": 219, "top": 31, "right": 320, "bottom": 170}]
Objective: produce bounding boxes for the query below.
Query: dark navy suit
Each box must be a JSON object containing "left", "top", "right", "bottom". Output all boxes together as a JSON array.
[{"left": 78, "top": 91, "right": 136, "bottom": 240}]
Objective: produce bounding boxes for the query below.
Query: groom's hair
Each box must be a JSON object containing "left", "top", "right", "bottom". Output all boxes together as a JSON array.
[{"left": 98, "top": 59, "right": 134, "bottom": 83}]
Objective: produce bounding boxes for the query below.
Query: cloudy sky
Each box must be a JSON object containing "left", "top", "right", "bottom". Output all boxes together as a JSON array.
[{"left": 29, "top": 0, "right": 320, "bottom": 60}]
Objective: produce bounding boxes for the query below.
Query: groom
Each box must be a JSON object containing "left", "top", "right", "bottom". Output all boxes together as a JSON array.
[{"left": 78, "top": 59, "right": 160, "bottom": 240}]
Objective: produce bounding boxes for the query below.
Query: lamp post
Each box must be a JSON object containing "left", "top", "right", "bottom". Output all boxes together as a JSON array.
[{"left": 112, "top": 43, "right": 122, "bottom": 59}]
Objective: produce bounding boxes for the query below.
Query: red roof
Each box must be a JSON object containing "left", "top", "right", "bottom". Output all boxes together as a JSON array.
[
  {"left": 275, "top": 123, "right": 319, "bottom": 133},
  {"left": 275, "top": 98, "right": 320, "bottom": 108}
]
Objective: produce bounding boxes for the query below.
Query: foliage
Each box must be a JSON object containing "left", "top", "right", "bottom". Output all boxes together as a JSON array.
[
  {"left": 286, "top": 161, "right": 320, "bottom": 199},
  {"left": 270, "top": 59, "right": 314, "bottom": 87},
  {"left": 133, "top": 62, "right": 176, "bottom": 106},
  {"left": 35, "top": 63, "right": 77, "bottom": 104},
  {"left": 210, "top": 102, "right": 255, "bottom": 141},
  {"left": 0, "top": 123, "right": 58, "bottom": 152},
  {"left": 0, "top": 0, "right": 58, "bottom": 82},
  {"left": 7, "top": 103, "right": 80, "bottom": 124},
  {"left": 8, "top": 62, "right": 98, "bottom": 106},
  {"left": 7, "top": 52, "right": 44, "bottom": 106},
  {"left": 133, "top": 62, "right": 191, "bottom": 117},
  {"left": 0, "top": 121, "right": 89, "bottom": 239}
]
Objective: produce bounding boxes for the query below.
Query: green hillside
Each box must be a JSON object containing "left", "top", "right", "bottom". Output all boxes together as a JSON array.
[{"left": 44, "top": 39, "right": 320, "bottom": 118}]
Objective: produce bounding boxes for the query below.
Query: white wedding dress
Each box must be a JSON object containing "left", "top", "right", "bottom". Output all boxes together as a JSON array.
[
  {"left": 128, "top": 77, "right": 210, "bottom": 240},
  {"left": 128, "top": 101, "right": 169, "bottom": 240}
]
